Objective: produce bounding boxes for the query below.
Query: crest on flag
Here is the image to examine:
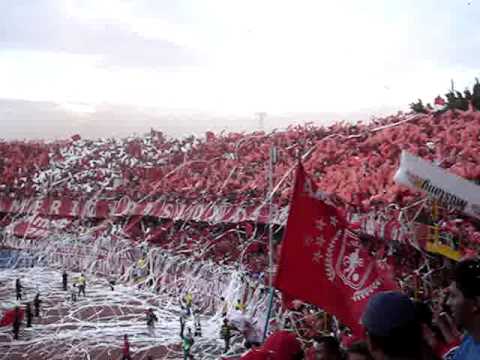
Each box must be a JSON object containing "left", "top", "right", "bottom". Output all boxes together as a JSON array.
[{"left": 334, "top": 230, "right": 373, "bottom": 291}]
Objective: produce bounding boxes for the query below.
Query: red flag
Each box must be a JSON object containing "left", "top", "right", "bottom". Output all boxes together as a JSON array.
[
  {"left": 12, "top": 216, "right": 50, "bottom": 239},
  {"left": 206, "top": 131, "right": 216, "bottom": 142},
  {"left": 274, "top": 164, "right": 396, "bottom": 335},
  {"left": 434, "top": 96, "right": 446, "bottom": 106},
  {"left": 0, "top": 308, "right": 24, "bottom": 326},
  {"left": 239, "top": 330, "right": 302, "bottom": 360}
]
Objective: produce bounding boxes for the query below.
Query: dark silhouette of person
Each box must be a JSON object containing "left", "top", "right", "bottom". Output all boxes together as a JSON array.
[
  {"left": 62, "top": 270, "right": 68, "bottom": 291},
  {"left": 33, "top": 293, "right": 42, "bottom": 317},
  {"left": 15, "top": 278, "right": 22, "bottom": 300},
  {"left": 25, "top": 302, "right": 32, "bottom": 328},
  {"left": 12, "top": 306, "right": 21, "bottom": 340},
  {"left": 121, "top": 334, "right": 132, "bottom": 360}
]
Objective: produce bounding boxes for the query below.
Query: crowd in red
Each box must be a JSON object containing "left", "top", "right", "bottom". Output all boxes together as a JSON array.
[
  {"left": 1, "top": 106, "right": 480, "bottom": 246},
  {"left": 2, "top": 100, "right": 480, "bottom": 359},
  {"left": 2, "top": 111, "right": 480, "bottom": 207}
]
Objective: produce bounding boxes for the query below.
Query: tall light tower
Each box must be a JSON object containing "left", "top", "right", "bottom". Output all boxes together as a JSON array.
[{"left": 255, "top": 112, "right": 267, "bottom": 131}]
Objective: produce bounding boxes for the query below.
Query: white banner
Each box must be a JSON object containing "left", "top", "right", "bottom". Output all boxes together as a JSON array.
[{"left": 394, "top": 151, "right": 480, "bottom": 220}]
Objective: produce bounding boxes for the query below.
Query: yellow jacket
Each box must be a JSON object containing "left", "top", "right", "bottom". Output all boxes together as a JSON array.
[
  {"left": 185, "top": 293, "right": 193, "bottom": 306},
  {"left": 235, "top": 302, "right": 245, "bottom": 311},
  {"left": 78, "top": 275, "right": 86, "bottom": 286}
]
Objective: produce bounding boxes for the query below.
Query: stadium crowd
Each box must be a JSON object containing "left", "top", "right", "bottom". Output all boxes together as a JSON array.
[{"left": 2, "top": 86, "right": 480, "bottom": 359}]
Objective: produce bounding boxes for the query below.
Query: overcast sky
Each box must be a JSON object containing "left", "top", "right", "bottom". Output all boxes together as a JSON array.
[{"left": 0, "top": 0, "right": 479, "bottom": 117}]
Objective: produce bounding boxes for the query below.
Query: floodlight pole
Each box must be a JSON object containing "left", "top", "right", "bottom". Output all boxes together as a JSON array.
[{"left": 256, "top": 112, "right": 267, "bottom": 131}]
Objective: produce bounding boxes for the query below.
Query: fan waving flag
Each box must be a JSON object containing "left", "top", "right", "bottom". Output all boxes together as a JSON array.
[{"left": 274, "top": 163, "right": 396, "bottom": 335}]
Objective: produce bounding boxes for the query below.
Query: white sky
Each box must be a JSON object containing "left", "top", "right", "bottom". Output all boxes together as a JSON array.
[{"left": 0, "top": 0, "right": 479, "bottom": 115}]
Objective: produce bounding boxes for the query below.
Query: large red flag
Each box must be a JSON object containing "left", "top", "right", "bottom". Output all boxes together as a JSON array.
[{"left": 274, "top": 164, "right": 396, "bottom": 335}]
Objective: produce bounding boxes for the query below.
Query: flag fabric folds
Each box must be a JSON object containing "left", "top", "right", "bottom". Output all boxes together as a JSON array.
[{"left": 274, "top": 164, "right": 396, "bottom": 335}]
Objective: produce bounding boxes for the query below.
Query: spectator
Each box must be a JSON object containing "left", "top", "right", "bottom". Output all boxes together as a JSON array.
[
  {"left": 25, "top": 302, "right": 32, "bottom": 328},
  {"left": 15, "top": 278, "right": 22, "bottom": 301},
  {"left": 262, "top": 330, "right": 304, "bottom": 360},
  {"left": 180, "top": 296, "right": 192, "bottom": 317},
  {"left": 33, "top": 293, "right": 42, "bottom": 317},
  {"left": 185, "top": 293, "right": 193, "bottom": 311},
  {"left": 62, "top": 270, "right": 68, "bottom": 291},
  {"left": 220, "top": 318, "right": 233, "bottom": 353},
  {"left": 182, "top": 327, "right": 195, "bottom": 360},
  {"left": 414, "top": 300, "right": 460, "bottom": 359},
  {"left": 71, "top": 285, "right": 77, "bottom": 302},
  {"left": 194, "top": 316, "right": 202, "bottom": 337},
  {"left": 108, "top": 278, "right": 116, "bottom": 291},
  {"left": 12, "top": 306, "right": 21, "bottom": 340},
  {"left": 347, "top": 342, "right": 373, "bottom": 360},
  {"left": 180, "top": 313, "right": 186, "bottom": 337},
  {"left": 220, "top": 296, "right": 228, "bottom": 316},
  {"left": 146, "top": 308, "right": 158, "bottom": 337},
  {"left": 446, "top": 258, "right": 480, "bottom": 359},
  {"left": 121, "top": 334, "right": 132, "bottom": 360},
  {"left": 235, "top": 299, "right": 246, "bottom": 312},
  {"left": 77, "top": 273, "right": 86, "bottom": 297},
  {"left": 310, "top": 336, "right": 343, "bottom": 360},
  {"left": 362, "top": 291, "right": 438, "bottom": 360},
  {"left": 243, "top": 321, "right": 262, "bottom": 349}
]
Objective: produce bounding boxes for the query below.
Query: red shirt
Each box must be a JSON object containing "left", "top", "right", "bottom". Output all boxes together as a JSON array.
[{"left": 123, "top": 338, "right": 130, "bottom": 355}]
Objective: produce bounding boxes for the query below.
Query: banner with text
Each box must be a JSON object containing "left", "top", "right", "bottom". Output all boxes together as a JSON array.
[
  {"left": 0, "top": 196, "right": 288, "bottom": 225},
  {"left": 394, "top": 151, "right": 480, "bottom": 220}
]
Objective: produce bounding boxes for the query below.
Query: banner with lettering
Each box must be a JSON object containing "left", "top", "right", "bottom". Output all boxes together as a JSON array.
[
  {"left": 394, "top": 151, "right": 480, "bottom": 220},
  {"left": 0, "top": 196, "right": 289, "bottom": 225}
]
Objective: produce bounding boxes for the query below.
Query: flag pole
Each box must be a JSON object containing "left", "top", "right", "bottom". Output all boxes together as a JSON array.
[
  {"left": 268, "top": 146, "right": 276, "bottom": 288},
  {"left": 263, "top": 286, "right": 275, "bottom": 341},
  {"left": 262, "top": 152, "right": 307, "bottom": 341},
  {"left": 263, "top": 145, "right": 276, "bottom": 341}
]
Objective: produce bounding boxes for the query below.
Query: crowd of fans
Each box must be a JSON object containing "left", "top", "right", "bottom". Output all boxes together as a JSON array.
[
  {"left": 1, "top": 101, "right": 480, "bottom": 251},
  {"left": 243, "top": 258, "right": 480, "bottom": 359},
  {"left": 1, "top": 93, "right": 480, "bottom": 302},
  {"left": 233, "top": 257, "right": 480, "bottom": 359},
  {"left": 2, "top": 90, "right": 480, "bottom": 358},
  {"left": 1, "top": 107, "right": 479, "bottom": 209}
]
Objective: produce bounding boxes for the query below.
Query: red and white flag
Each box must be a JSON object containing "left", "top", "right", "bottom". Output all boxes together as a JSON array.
[
  {"left": 274, "top": 164, "right": 396, "bottom": 335},
  {"left": 10, "top": 216, "right": 51, "bottom": 239}
]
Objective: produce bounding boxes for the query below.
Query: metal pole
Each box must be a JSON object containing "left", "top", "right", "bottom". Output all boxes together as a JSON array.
[
  {"left": 263, "top": 286, "right": 275, "bottom": 341},
  {"left": 268, "top": 146, "right": 275, "bottom": 288},
  {"left": 263, "top": 146, "right": 276, "bottom": 341}
]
